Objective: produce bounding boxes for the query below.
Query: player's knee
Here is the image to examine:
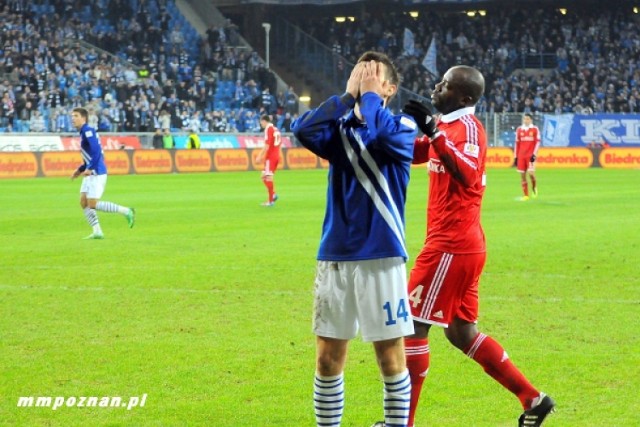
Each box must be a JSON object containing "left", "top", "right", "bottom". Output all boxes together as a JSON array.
[
  {"left": 316, "top": 352, "right": 342, "bottom": 376},
  {"left": 444, "top": 321, "right": 477, "bottom": 351},
  {"left": 377, "top": 353, "right": 405, "bottom": 376}
]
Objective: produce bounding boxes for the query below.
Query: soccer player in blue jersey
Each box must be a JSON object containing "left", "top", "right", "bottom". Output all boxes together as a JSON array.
[
  {"left": 70, "top": 107, "right": 135, "bottom": 240},
  {"left": 292, "top": 51, "right": 418, "bottom": 427}
]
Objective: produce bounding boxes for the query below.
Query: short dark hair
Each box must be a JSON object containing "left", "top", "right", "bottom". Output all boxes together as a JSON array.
[
  {"left": 523, "top": 113, "right": 533, "bottom": 119},
  {"left": 72, "top": 107, "right": 88, "bottom": 119},
  {"left": 260, "top": 114, "right": 271, "bottom": 122}
]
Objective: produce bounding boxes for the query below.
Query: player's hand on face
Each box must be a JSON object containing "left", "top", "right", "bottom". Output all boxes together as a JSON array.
[
  {"left": 346, "top": 62, "right": 365, "bottom": 99},
  {"left": 359, "top": 61, "right": 383, "bottom": 97}
]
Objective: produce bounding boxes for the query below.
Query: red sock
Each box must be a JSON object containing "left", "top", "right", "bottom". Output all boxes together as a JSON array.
[
  {"left": 465, "top": 333, "right": 539, "bottom": 409},
  {"left": 521, "top": 181, "right": 529, "bottom": 196},
  {"left": 405, "top": 338, "right": 430, "bottom": 427},
  {"left": 263, "top": 179, "right": 274, "bottom": 202},
  {"left": 529, "top": 176, "right": 537, "bottom": 192}
]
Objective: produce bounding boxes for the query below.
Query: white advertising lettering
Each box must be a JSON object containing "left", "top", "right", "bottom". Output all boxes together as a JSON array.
[
  {"left": 0, "top": 136, "right": 64, "bottom": 152},
  {"left": 580, "top": 119, "right": 640, "bottom": 144},
  {"left": 428, "top": 160, "right": 445, "bottom": 174}
]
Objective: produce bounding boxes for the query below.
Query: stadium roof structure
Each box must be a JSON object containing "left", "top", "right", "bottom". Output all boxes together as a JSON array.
[
  {"left": 231, "top": 0, "right": 607, "bottom": 5},
  {"left": 239, "top": 0, "right": 493, "bottom": 3}
]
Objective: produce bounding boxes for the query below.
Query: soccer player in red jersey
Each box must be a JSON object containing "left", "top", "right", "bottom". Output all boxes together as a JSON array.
[
  {"left": 514, "top": 113, "right": 541, "bottom": 201},
  {"left": 399, "top": 66, "right": 555, "bottom": 427},
  {"left": 255, "top": 114, "right": 281, "bottom": 206}
]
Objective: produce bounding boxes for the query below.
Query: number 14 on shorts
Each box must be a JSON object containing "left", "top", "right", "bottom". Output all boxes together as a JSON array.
[{"left": 383, "top": 299, "right": 409, "bottom": 325}]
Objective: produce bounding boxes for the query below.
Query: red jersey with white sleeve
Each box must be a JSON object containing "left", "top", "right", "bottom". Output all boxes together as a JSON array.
[
  {"left": 514, "top": 125, "right": 540, "bottom": 159},
  {"left": 264, "top": 123, "right": 281, "bottom": 160},
  {"left": 414, "top": 106, "right": 487, "bottom": 254},
  {"left": 263, "top": 123, "right": 282, "bottom": 175}
]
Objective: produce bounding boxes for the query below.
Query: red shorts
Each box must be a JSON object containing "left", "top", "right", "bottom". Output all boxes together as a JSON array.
[
  {"left": 516, "top": 156, "right": 536, "bottom": 173},
  {"left": 262, "top": 157, "right": 279, "bottom": 176},
  {"left": 407, "top": 248, "right": 486, "bottom": 327}
]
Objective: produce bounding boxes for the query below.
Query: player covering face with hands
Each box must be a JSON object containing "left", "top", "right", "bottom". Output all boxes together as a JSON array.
[
  {"left": 387, "top": 66, "right": 555, "bottom": 427},
  {"left": 292, "top": 52, "right": 418, "bottom": 427}
]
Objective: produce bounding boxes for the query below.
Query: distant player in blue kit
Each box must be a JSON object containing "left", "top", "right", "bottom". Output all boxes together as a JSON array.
[
  {"left": 70, "top": 107, "right": 135, "bottom": 239},
  {"left": 292, "top": 51, "right": 418, "bottom": 427}
]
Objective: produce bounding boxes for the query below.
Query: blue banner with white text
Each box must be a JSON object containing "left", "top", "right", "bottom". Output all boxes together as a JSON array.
[{"left": 543, "top": 114, "right": 640, "bottom": 147}]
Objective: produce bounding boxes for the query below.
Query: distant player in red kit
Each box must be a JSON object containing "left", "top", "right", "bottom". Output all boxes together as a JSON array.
[
  {"left": 256, "top": 114, "right": 281, "bottom": 206},
  {"left": 514, "top": 113, "right": 540, "bottom": 201},
  {"left": 396, "top": 66, "right": 555, "bottom": 427}
]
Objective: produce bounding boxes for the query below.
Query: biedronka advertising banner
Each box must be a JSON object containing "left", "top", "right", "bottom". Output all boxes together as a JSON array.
[{"left": 1, "top": 135, "right": 639, "bottom": 179}]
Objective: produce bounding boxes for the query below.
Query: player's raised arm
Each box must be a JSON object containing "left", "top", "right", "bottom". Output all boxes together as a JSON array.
[{"left": 291, "top": 63, "right": 365, "bottom": 159}]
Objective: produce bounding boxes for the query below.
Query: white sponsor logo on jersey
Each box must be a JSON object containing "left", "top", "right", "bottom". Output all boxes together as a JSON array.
[
  {"left": 463, "top": 142, "right": 479, "bottom": 158},
  {"left": 428, "top": 160, "right": 446, "bottom": 174}
]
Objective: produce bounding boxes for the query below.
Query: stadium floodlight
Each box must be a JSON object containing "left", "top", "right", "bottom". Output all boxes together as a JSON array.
[{"left": 262, "top": 23, "right": 271, "bottom": 68}]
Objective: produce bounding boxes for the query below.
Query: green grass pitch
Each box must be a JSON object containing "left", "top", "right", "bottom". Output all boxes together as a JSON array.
[{"left": 1, "top": 167, "right": 639, "bottom": 426}]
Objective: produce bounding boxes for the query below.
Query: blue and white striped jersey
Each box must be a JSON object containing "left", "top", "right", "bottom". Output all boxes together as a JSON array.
[
  {"left": 77, "top": 123, "right": 107, "bottom": 175},
  {"left": 292, "top": 92, "right": 417, "bottom": 261}
]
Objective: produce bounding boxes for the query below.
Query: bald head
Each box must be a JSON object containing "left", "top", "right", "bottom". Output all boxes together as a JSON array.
[
  {"left": 431, "top": 65, "right": 485, "bottom": 114},
  {"left": 449, "top": 65, "right": 485, "bottom": 106}
]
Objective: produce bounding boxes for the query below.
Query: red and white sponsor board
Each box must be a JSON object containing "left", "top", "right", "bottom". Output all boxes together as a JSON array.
[
  {"left": 599, "top": 148, "right": 640, "bottom": 168},
  {"left": 535, "top": 147, "right": 593, "bottom": 168},
  {"left": 0, "top": 152, "right": 39, "bottom": 178}
]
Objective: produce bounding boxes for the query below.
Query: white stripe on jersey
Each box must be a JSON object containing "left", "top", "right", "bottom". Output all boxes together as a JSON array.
[
  {"left": 81, "top": 148, "right": 91, "bottom": 165},
  {"left": 420, "top": 252, "right": 453, "bottom": 320},
  {"left": 445, "top": 139, "right": 477, "bottom": 170},
  {"left": 461, "top": 115, "right": 479, "bottom": 146},
  {"left": 339, "top": 124, "right": 407, "bottom": 256},
  {"left": 439, "top": 116, "right": 480, "bottom": 171}
]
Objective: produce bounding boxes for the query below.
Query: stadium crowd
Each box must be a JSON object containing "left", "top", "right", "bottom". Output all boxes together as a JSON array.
[
  {"left": 304, "top": 3, "right": 640, "bottom": 114},
  {"left": 0, "top": 0, "right": 638, "bottom": 135},
  {"left": 0, "top": 0, "right": 298, "bottom": 134}
]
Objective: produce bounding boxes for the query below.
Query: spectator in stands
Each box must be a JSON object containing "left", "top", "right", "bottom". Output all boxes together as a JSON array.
[
  {"left": 188, "top": 111, "right": 202, "bottom": 133},
  {"left": 284, "top": 86, "right": 299, "bottom": 114},
  {"left": 55, "top": 107, "right": 73, "bottom": 132},
  {"left": 1, "top": 92, "right": 15, "bottom": 129},
  {"left": 159, "top": 109, "right": 171, "bottom": 133},
  {"left": 29, "top": 110, "right": 46, "bottom": 133},
  {"left": 258, "top": 87, "right": 276, "bottom": 115},
  {"left": 3, "top": 0, "right": 639, "bottom": 140},
  {"left": 98, "top": 110, "right": 113, "bottom": 132}
]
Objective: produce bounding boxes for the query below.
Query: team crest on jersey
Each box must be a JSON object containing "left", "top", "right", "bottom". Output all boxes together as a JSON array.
[
  {"left": 400, "top": 116, "right": 417, "bottom": 130},
  {"left": 463, "top": 143, "right": 479, "bottom": 158},
  {"left": 85, "top": 130, "right": 94, "bottom": 138}
]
